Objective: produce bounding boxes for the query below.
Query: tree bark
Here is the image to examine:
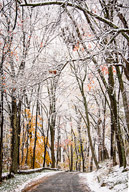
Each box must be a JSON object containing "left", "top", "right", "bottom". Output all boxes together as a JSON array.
[
  {"left": 50, "top": 127, "right": 55, "bottom": 168},
  {"left": 17, "top": 101, "right": 22, "bottom": 167},
  {"left": 0, "top": 75, "right": 4, "bottom": 181},
  {"left": 80, "top": 89, "right": 99, "bottom": 170},
  {"left": 33, "top": 85, "right": 40, "bottom": 169},
  {"left": 10, "top": 97, "right": 19, "bottom": 174},
  {"left": 56, "top": 120, "right": 61, "bottom": 167},
  {"left": 77, "top": 118, "right": 85, "bottom": 172},
  {"left": 115, "top": 66, "right": 129, "bottom": 133},
  {"left": 70, "top": 140, "right": 73, "bottom": 171},
  {"left": 32, "top": 102, "right": 38, "bottom": 169},
  {"left": 108, "top": 66, "right": 126, "bottom": 167},
  {"left": 48, "top": 78, "right": 57, "bottom": 168}
]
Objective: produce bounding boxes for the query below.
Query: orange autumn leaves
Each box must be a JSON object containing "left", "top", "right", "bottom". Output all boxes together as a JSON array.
[
  {"left": 20, "top": 109, "right": 51, "bottom": 169},
  {"left": 73, "top": 41, "right": 80, "bottom": 51},
  {"left": 73, "top": 41, "right": 92, "bottom": 52},
  {"left": 49, "top": 70, "right": 57, "bottom": 74},
  {"left": 87, "top": 78, "right": 95, "bottom": 91},
  {"left": 72, "top": 31, "right": 93, "bottom": 52},
  {"left": 87, "top": 66, "right": 116, "bottom": 91},
  {"left": 100, "top": 65, "right": 116, "bottom": 75}
]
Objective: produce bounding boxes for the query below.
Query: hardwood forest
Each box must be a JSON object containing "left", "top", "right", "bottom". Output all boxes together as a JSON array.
[{"left": 0, "top": 0, "right": 129, "bottom": 183}]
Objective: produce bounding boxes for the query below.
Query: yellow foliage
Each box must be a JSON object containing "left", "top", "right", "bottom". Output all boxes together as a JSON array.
[{"left": 20, "top": 109, "right": 51, "bottom": 169}]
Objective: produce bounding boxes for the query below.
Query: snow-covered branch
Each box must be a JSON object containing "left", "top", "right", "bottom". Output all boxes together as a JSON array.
[{"left": 20, "top": 1, "right": 129, "bottom": 42}]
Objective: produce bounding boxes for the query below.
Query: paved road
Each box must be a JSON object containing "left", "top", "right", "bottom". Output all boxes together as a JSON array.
[{"left": 28, "top": 172, "right": 91, "bottom": 192}]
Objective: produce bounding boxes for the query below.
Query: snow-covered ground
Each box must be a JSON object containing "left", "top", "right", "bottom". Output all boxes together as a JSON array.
[
  {"left": 79, "top": 161, "right": 129, "bottom": 192},
  {"left": 1, "top": 162, "right": 128, "bottom": 192},
  {"left": 0, "top": 170, "right": 61, "bottom": 192}
]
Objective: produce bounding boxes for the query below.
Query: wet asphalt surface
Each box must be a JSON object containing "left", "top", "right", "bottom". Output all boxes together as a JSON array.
[{"left": 28, "top": 172, "right": 91, "bottom": 192}]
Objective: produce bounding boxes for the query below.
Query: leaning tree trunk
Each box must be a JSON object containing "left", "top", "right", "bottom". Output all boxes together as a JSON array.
[
  {"left": 73, "top": 63, "right": 99, "bottom": 170},
  {"left": 83, "top": 93, "right": 99, "bottom": 170},
  {"left": 79, "top": 93, "right": 99, "bottom": 170}
]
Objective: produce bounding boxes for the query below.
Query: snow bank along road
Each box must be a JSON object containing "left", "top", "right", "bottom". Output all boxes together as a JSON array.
[{"left": 26, "top": 172, "right": 91, "bottom": 192}]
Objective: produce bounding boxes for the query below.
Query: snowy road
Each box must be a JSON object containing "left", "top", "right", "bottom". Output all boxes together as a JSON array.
[{"left": 27, "top": 172, "right": 91, "bottom": 192}]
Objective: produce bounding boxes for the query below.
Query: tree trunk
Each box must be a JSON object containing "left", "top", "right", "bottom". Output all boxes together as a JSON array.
[
  {"left": 10, "top": 97, "right": 19, "bottom": 174},
  {"left": 90, "top": 156, "right": 93, "bottom": 172},
  {"left": 17, "top": 101, "right": 21, "bottom": 167},
  {"left": 81, "top": 94, "right": 99, "bottom": 170},
  {"left": 0, "top": 58, "right": 4, "bottom": 181},
  {"left": 97, "top": 119, "right": 102, "bottom": 162},
  {"left": 70, "top": 140, "right": 73, "bottom": 171},
  {"left": 43, "top": 120, "right": 49, "bottom": 167},
  {"left": 25, "top": 125, "right": 29, "bottom": 165},
  {"left": 21, "top": 120, "right": 25, "bottom": 165},
  {"left": 78, "top": 120, "right": 85, "bottom": 172},
  {"left": 33, "top": 94, "right": 39, "bottom": 169},
  {"left": 48, "top": 79, "right": 57, "bottom": 168},
  {"left": 75, "top": 71, "right": 99, "bottom": 170},
  {"left": 50, "top": 127, "right": 55, "bottom": 168},
  {"left": 116, "top": 66, "right": 129, "bottom": 133},
  {"left": 0, "top": 82, "right": 4, "bottom": 181},
  {"left": 108, "top": 66, "right": 126, "bottom": 167},
  {"left": 73, "top": 129, "right": 78, "bottom": 171},
  {"left": 102, "top": 100, "right": 109, "bottom": 160},
  {"left": 56, "top": 123, "right": 61, "bottom": 167}
]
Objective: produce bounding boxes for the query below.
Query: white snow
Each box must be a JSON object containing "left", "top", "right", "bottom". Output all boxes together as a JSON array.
[
  {"left": 1, "top": 162, "right": 129, "bottom": 192},
  {"left": 1, "top": 172, "right": 9, "bottom": 177},
  {"left": 80, "top": 172, "right": 111, "bottom": 192},
  {"left": 18, "top": 167, "right": 58, "bottom": 173},
  {"left": 79, "top": 161, "right": 129, "bottom": 192},
  {"left": 0, "top": 170, "right": 61, "bottom": 192}
]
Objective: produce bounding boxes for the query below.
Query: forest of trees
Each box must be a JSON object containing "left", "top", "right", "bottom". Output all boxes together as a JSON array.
[{"left": 0, "top": 0, "right": 129, "bottom": 181}]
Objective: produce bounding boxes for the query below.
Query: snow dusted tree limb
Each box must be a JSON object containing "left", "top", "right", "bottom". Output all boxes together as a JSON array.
[
  {"left": 119, "top": 53, "right": 129, "bottom": 81},
  {"left": 20, "top": 1, "right": 129, "bottom": 42},
  {"left": 108, "top": 29, "right": 129, "bottom": 33},
  {"left": 13, "top": 0, "right": 18, "bottom": 30},
  {"left": 117, "top": 12, "right": 129, "bottom": 34}
]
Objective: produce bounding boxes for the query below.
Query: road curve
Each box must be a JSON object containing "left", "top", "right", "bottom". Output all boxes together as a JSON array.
[{"left": 28, "top": 172, "right": 91, "bottom": 192}]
